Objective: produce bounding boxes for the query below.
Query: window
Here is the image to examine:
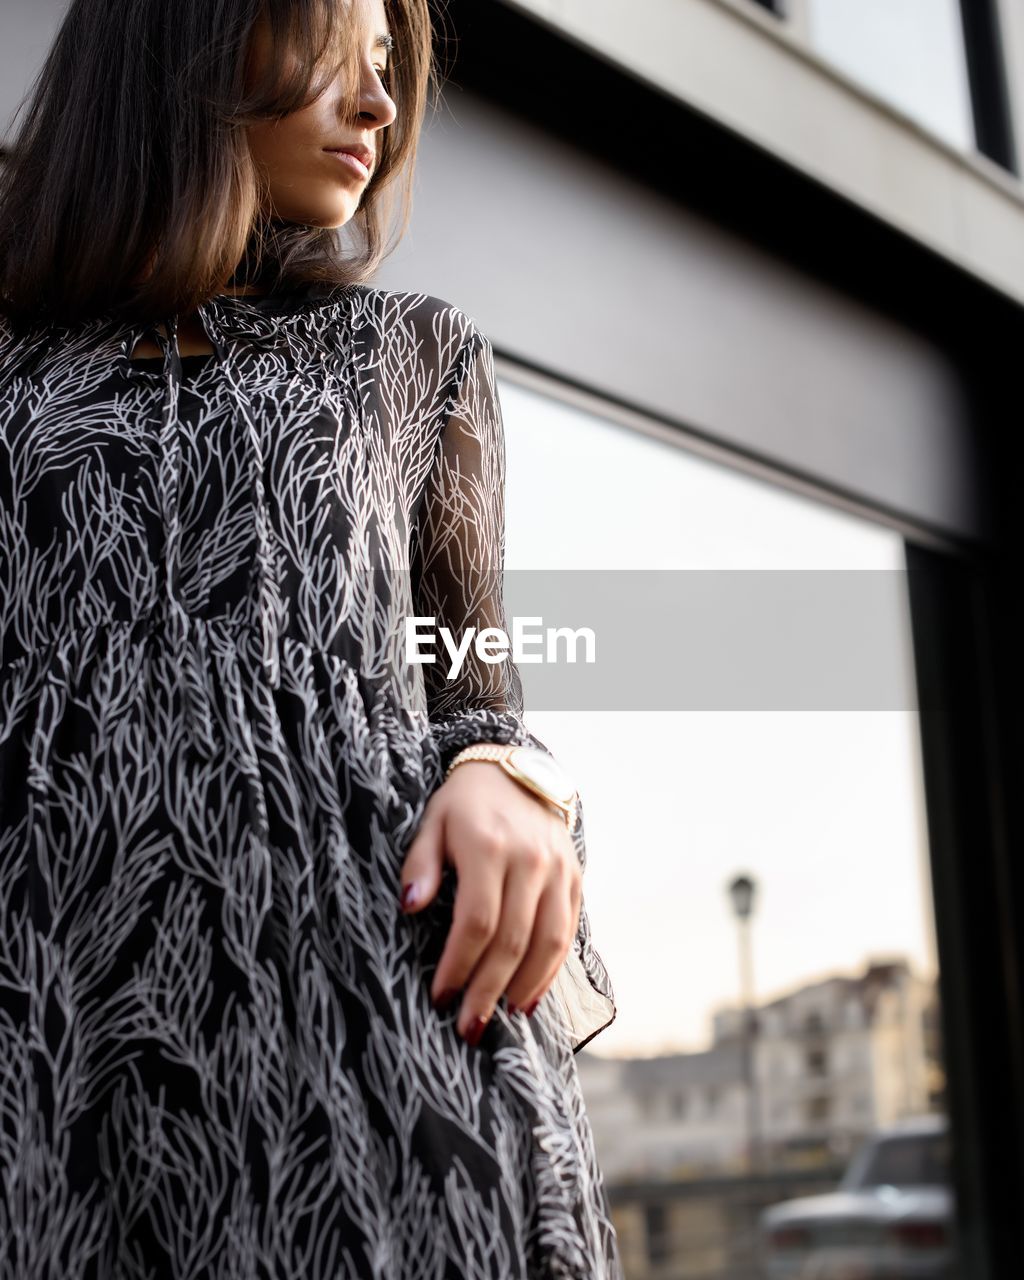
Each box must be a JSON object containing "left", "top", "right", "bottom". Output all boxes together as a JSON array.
[
  {"left": 645, "top": 1201, "right": 671, "bottom": 1266},
  {"left": 498, "top": 371, "right": 954, "bottom": 1278},
  {"left": 806, "top": 1048, "right": 829, "bottom": 1077},
  {"left": 801, "top": 0, "right": 974, "bottom": 150},
  {"left": 852, "top": 1132, "right": 951, "bottom": 1189}
]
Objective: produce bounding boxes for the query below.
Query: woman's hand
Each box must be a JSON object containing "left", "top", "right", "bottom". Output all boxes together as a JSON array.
[{"left": 398, "top": 758, "right": 582, "bottom": 1046}]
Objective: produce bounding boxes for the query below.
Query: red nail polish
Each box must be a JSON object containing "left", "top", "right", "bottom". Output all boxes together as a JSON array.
[
  {"left": 525, "top": 998, "right": 540, "bottom": 1018},
  {"left": 400, "top": 882, "right": 421, "bottom": 912},
  {"left": 464, "top": 1015, "right": 489, "bottom": 1047},
  {"left": 433, "top": 987, "right": 458, "bottom": 1011}
]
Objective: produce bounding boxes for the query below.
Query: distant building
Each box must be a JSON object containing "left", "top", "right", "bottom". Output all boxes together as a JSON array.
[{"left": 578, "top": 957, "right": 940, "bottom": 1181}]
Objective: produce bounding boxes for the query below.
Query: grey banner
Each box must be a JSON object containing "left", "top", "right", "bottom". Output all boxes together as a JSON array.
[{"left": 413, "top": 569, "right": 921, "bottom": 712}]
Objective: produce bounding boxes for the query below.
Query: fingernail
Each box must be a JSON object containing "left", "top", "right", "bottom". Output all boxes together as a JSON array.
[
  {"left": 464, "top": 1015, "right": 489, "bottom": 1047},
  {"left": 525, "top": 998, "right": 540, "bottom": 1018},
  {"left": 433, "top": 987, "right": 458, "bottom": 1011},
  {"left": 400, "top": 881, "right": 422, "bottom": 912}
]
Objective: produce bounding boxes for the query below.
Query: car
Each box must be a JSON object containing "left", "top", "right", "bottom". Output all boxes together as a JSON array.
[{"left": 758, "top": 1114, "right": 956, "bottom": 1279}]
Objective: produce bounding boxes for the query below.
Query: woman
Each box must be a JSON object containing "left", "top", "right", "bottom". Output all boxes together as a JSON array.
[{"left": 0, "top": 0, "right": 620, "bottom": 1275}]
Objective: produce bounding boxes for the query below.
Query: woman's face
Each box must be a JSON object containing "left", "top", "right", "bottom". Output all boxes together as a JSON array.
[{"left": 245, "top": 0, "right": 396, "bottom": 228}]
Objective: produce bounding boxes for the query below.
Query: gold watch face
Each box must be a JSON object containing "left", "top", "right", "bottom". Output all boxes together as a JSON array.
[{"left": 507, "top": 746, "right": 575, "bottom": 805}]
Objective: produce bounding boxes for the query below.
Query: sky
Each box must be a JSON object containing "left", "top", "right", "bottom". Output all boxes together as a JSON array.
[{"left": 499, "top": 375, "right": 939, "bottom": 1060}]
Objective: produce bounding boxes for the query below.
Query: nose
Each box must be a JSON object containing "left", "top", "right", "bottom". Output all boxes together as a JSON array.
[{"left": 357, "top": 63, "right": 397, "bottom": 130}]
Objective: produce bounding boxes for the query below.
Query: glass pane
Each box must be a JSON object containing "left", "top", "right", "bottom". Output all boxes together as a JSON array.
[
  {"left": 500, "top": 375, "right": 959, "bottom": 1279},
  {"left": 847, "top": 1129, "right": 951, "bottom": 1189},
  {"left": 805, "top": 0, "right": 974, "bottom": 152}
]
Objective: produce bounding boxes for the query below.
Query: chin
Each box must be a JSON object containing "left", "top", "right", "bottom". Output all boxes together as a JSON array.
[
  {"left": 272, "top": 198, "right": 358, "bottom": 229},
  {"left": 326, "top": 210, "right": 357, "bottom": 229}
]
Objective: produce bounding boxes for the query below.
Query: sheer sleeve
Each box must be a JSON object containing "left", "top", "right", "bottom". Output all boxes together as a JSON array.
[{"left": 408, "top": 312, "right": 617, "bottom": 1053}]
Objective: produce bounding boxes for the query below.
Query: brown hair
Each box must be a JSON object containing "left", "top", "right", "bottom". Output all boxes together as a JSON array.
[{"left": 0, "top": 0, "right": 439, "bottom": 330}]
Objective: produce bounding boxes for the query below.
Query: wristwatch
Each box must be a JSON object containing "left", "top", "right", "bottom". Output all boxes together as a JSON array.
[{"left": 445, "top": 744, "right": 579, "bottom": 833}]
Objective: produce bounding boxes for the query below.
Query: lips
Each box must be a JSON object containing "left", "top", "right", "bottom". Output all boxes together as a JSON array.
[{"left": 324, "top": 145, "right": 373, "bottom": 173}]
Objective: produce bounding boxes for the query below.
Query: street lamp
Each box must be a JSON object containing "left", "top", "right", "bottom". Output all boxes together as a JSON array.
[{"left": 728, "top": 873, "right": 762, "bottom": 1176}]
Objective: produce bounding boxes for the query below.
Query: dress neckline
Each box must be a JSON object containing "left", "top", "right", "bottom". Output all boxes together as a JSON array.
[{"left": 114, "top": 279, "right": 362, "bottom": 382}]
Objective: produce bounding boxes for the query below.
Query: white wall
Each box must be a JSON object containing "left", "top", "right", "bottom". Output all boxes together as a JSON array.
[
  {"left": 376, "top": 88, "right": 988, "bottom": 543},
  {"left": 1, "top": 0, "right": 65, "bottom": 147},
  {"left": 500, "top": 0, "right": 1024, "bottom": 309}
]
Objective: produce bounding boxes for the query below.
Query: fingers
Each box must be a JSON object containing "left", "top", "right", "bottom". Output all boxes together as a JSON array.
[
  {"left": 502, "top": 854, "right": 575, "bottom": 1013},
  {"left": 428, "top": 817, "right": 571, "bottom": 1046},
  {"left": 510, "top": 866, "right": 583, "bottom": 1019},
  {"left": 427, "top": 810, "right": 512, "bottom": 1011},
  {"left": 407, "top": 768, "right": 583, "bottom": 1048},
  {"left": 398, "top": 796, "right": 445, "bottom": 914},
  {"left": 452, "top": 857, "right": 548, "bottom": 1045}
]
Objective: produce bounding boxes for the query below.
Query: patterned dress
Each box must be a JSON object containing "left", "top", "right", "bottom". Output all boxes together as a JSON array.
[{"left": 0, "top": 280, "right": 621, "bottom": 1279}]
